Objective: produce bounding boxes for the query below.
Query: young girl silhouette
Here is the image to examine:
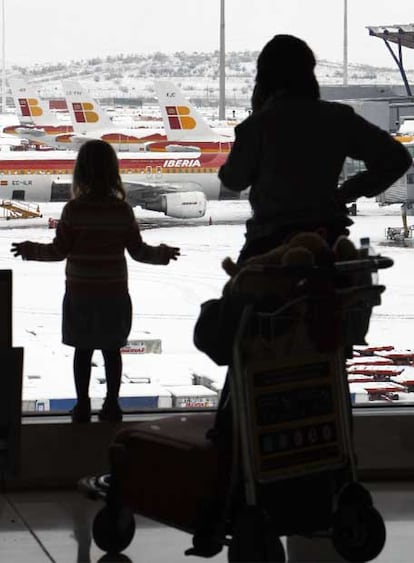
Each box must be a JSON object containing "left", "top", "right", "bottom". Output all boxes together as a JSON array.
[{"left": 11, "top": 140, "right": 180, "bottom": 423}]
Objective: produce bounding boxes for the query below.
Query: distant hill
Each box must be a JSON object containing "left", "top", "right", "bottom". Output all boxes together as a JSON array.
[{"left": 6, "top": 51, "right": 414, "bottom": 107}]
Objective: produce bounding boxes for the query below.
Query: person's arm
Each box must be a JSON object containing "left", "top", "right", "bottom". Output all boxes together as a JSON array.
[
  {"left": 126, "top": 213, "right": 180, "bottom": 265},
  {"left": 11, "top": 204, "right": 73, "bottom": 261},
  {"left": 218, "top": 118, "right": 261, "bottom": 192},
  {"left": 337, "top": 110, "right": 412, "bottom": 205}
]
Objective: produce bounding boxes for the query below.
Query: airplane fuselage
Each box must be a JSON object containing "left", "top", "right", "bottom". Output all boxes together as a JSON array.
[{"left": 0, "top": 150, "right": 233, "bottom": 203}]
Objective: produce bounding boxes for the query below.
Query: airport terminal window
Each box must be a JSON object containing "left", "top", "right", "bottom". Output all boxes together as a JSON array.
[
  {"left": 4, "top": 169, "right": 408, "bottom": 417},
  {"left": 341, "top": 157, "right": 367, "bottom": 181},
  {"left": 9, "top": 194, "right": 414, "bottom": 417},
  {"left": 1, "top": 3, "right": 413, "bottom": 444},
  {"left": 405, "top": 145, "right": 414, "bottom": 158}
]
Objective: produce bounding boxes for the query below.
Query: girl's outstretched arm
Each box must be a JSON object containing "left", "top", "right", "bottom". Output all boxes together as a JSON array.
[
  {"left": 10, "top": 239, "right": 66, "bottom": 261},
  {"left": 129, "top": 242, "right": 181, "bottom": 264},
  {"left": 10, "top": 204, "right": 72, "bottom": 261}
]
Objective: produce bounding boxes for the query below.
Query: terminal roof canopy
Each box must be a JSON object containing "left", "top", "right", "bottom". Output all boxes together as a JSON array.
[
  {"left": 367, "top": 24, "right": 414, "bottom": 49},
  {"left": 367, "top": 24, "right": 414, "bottom": 95}
]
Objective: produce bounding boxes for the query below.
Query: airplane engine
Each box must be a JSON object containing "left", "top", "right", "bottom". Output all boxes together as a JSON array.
[{"left": 144, "top": 191, "right": 207, "bottom": 219}]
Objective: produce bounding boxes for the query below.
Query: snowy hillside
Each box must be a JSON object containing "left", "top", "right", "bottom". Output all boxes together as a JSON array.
[{"left": 7, "top": 51, "right": 414, "bottom": 107}]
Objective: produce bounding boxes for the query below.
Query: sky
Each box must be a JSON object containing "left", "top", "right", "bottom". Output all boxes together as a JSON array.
[{"left": 3, "top": 0, "right": 414, "bottom": 69}]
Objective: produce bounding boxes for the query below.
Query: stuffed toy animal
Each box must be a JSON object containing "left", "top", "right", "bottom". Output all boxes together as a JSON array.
[
  {"left": 222, "top": 232, "right": 342, "bottom": 298},
  {"left": 221, "top": 232, "right": 363, "bottom": 313},
  {"left": 223, "top": 233, "right": 360, "bottom": 276},
  {"left": 222, "top": 232, "right": 340, "bottom": 278},
  {"left": 333, "top": 235, "right": 359, "bottom": 261}
]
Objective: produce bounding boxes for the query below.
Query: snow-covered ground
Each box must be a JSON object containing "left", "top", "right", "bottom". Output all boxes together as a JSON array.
[{"left": 1, "top": 198, "right": 414, "bottom": 411}]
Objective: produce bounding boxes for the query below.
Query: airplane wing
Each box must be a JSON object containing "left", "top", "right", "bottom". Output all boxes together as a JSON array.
[
  {"left": 16, "top": 126, "right": 47, "bottom": 138},
  {"left": 54, "top": 132, "right": 95, "bottom": 149}
]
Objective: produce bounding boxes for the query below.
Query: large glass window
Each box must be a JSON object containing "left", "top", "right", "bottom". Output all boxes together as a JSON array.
[{"left": 1, "top": 1, "right": 414, "bottom": 424}]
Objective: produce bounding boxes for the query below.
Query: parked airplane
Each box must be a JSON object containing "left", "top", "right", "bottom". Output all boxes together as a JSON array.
[
  {"left": 4, "top": 79, "right": 164, "bottom": 151},
  {"left": 0, "top": 149, "right": 244, "bottom": 218},
  {"left": 62, "top": 80, "right": 234, "bottom": 153},
  {"left": 4, "top": 79, "right": 73, "bottom": 146},
  {"left": 5, "top": 79, "right": 235, "bottom": 155},
  {"left": 61, "top": 80, "right": 166, "bottom": 151},
  {"left": 152, "top": 80, "right": 234, "bottom": 151}
]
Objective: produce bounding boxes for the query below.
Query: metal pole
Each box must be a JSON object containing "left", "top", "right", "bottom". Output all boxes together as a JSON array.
[
  {"left": 382, "top": 38, "right": 412, "bottom": 97},
  {"left": 218, "top": 0, "right": 226, "bottom": 120},
  {"left": 1, "top": 0, "right": 5, "bottom": 114},
  {"left": 343, "top": 0, "right": 348, "bottom": 86}
]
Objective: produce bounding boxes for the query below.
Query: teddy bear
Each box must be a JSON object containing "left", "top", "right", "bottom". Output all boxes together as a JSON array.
[
  {"left": 194, "top": 232, "right": 362, "bottom": 364},
  {"left": 222, "top": 232, "right": 359, "bottom": 286},
  {"left": 221, "top": 231, "right": 355, "bottom": 301},
  {"left": 220, "top": 232, "right": 364, "bottom": 353}
]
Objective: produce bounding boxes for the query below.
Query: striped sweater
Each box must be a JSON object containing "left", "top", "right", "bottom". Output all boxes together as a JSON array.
[{"left": 18, "top": 195, "right": 171, "bottom": 296}]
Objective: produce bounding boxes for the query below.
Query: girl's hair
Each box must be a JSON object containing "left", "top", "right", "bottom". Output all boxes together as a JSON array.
[
  {"left": 252, "top": 34, "right": 320, "bottom": 112},
  {"left": 71, "top": 139, "right": 126, "bottom": 200}
]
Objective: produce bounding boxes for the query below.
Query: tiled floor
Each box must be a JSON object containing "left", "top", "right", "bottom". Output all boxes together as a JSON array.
[{"left": 0, "top": 482, "right": 413, "bottom": 562}]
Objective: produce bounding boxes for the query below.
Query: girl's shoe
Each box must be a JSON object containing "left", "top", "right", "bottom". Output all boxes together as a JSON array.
[
  {"left": 98, "top": 400, "right": 123, "bottom": 422},
  {"left": 70, "top": 400, "right": 91, "bottom": 423}
]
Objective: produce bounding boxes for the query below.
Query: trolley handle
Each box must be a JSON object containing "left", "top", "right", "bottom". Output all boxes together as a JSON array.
[
  {"left": 232, "top": 255, "right": 392, "bottom": 288},
  {"left": 334, "top": 256, "right": 393, "bottom": 274}
]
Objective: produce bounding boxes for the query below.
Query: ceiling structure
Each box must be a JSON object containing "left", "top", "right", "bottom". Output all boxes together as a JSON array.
[{"left": 367, "top": 24, "right": 414, "bottom": 96}]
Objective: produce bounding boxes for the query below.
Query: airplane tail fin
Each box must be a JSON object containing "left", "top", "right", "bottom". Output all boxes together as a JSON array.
[
  {"left": 154, "top": 80, "right": 221, "bottom": 142},
  {"left": 61, "top": 80, "right": 114, "bottom": 134},
  {"left": 8, "top": 78, "right": 61, "bottom": 126}
]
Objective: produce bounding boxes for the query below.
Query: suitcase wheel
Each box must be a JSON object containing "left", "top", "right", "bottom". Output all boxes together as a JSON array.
[
  {"left": 331, "top": 504, "right": 386, "bottom": 562},
  {"left": 92, "top": 505, "right": 135, "bottom": 554},
  {"left": 228, "top": 506, "right": 286, "bottom": 562}
]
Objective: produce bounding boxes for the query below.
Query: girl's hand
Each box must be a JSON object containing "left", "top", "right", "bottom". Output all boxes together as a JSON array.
[
  {"left": 10, "top": 242, "right": 25, "bottom": 258},
  {"left": 160, "top": 243, "right": 181, "bottom": 263}
]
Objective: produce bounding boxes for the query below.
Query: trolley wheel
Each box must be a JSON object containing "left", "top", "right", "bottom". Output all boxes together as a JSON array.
[
  {"left": 331, "top": 505, "right": 386, "bottom": 562},
  {"left": 92, "top": 505, "right": 135, "bottom": 554},
  {"left": 228, "top": 506, "right": 286, "bottom": 562},
  {"left": 185, "top": 533, "right": 223, "bottom": 558},
  {"left": 78, "top": 473, "right": 111, "bottom": 501},
  {"left": 337, "top": 482, "right": 373, "bottom": 508}
]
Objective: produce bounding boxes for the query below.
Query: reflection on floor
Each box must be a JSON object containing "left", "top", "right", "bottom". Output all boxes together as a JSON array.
[{"left": 0, "top": 482, "right": 413, "bottom": 562}]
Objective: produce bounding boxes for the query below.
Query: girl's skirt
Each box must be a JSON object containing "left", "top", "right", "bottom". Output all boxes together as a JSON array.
[{"left": 62, "top": 292, "right": 132, "bottom": 349}]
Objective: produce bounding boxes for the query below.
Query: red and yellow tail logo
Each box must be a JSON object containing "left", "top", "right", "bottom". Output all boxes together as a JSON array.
[
  {"left": 72, "top": 102, "right": 99, "bottom": 123},
  {"left": 18, "top": 98, "right": 43, "bottom": 117},
  {"left": 166, "top": 106, "right": 196, "bottom": 130}
]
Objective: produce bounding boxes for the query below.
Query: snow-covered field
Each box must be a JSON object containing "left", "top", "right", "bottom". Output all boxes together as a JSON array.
[{"left": 1, "top": 198, "right": 414, "bottom": 411}]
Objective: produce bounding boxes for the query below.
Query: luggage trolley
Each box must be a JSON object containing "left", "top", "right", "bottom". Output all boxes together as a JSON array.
[
  {"left": 82, "top": 252, "right": 392, "bottom": 563},
  {"left": 224, "top": 255, "right": 391, "bottom": 562}
]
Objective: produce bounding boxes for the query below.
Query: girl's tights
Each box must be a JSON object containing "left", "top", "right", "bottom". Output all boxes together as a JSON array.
[{"left": 73, "top": 348, "right": 122, "bottom": 404}]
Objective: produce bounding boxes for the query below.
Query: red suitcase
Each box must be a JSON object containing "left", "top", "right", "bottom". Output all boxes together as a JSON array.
[{"left": 108, "top": 412, "right": 221, "bottom": 533}]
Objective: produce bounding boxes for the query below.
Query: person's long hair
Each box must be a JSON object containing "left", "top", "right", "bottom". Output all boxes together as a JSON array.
[
  {"left": 71, "top": 139, "right": 126, "bottom": 200},
  {"left": 252, "top": 34, "right": 320, "bottom": 112}
]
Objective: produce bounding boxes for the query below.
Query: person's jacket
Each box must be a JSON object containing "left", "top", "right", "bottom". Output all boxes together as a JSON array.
[
  {"left": 219, "top": 96, "right": 412, "bottom": 239},
  {"left": 16, "top": 195, "right": 172, "bottom": 296}
]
